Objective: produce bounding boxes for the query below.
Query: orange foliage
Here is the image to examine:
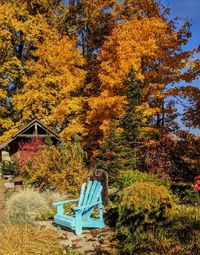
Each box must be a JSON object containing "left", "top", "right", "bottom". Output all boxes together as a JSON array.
[{"left": 86, "top": 17, "right": 171, "bottom": 141}]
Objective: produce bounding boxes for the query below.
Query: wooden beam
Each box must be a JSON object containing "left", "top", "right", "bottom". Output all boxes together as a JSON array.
[{"left": 17, "top": 134, "right": 55, "bottom": 138}]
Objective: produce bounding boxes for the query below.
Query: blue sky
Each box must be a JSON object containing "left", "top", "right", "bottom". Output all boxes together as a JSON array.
[
  {"left": 161, "top": 1, "right": 200, "bottom": 134},
  {"left": 163, "top": 0, "right": 200, "bottom": 88}
]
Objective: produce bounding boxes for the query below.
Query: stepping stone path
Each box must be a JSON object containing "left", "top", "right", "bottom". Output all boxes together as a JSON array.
[{"left": 39, "top": 221, "right": 119, "bottom": 255}]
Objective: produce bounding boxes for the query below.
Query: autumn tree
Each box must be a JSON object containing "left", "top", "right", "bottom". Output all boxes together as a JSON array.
[
  {"left": 83, "top": 2, "right": 199, "bottom": 161},
  {"left": 180, "top": 86, "right": 200, "bottom": 129},
  {"left": 0, "top": 0, "right": 86, "bottom": 142}
]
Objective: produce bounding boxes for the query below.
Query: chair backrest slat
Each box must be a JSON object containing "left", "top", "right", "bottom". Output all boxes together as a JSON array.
[
  {"left": 85, "top": 180, "right": 99, "bottom": 206},
  {"left": 81, "top": 180, "right": 93, "bottom": 206},
  {"left": 88, "top": 181, "right": 101, "bottom": 206},
  {"left": 79, "top": 180, "right": 103, "bottom": 216},
  {"left": 78, "top": 182, "right": 86, "bottom": 206}
]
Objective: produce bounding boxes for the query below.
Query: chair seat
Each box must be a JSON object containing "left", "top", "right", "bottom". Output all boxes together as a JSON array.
[{"left": 54, "top": 214, "right": 75, "bottom": 229}]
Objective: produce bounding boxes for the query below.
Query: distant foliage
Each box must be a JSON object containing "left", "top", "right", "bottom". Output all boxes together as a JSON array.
[{"left": 117, "top": 170, "right": 171, "bottom": 190}]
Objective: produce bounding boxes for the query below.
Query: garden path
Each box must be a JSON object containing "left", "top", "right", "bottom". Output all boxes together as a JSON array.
[
  {"left": 0, "top": 181, "right": 6, "bottom": 219},
  {"left": 0, "top": 181, "right": 5, "bottom": 209},
  {"left": 39, "top": 221, "right": 119, "bottom": 255}
]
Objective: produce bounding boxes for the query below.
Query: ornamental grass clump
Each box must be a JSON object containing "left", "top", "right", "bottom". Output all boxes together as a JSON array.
[
  {"left": 0, "top": 224, "right": 62, "bottom": 255},
  {"left": 5, "top": 189, "right": 49, "bottom": 224}
]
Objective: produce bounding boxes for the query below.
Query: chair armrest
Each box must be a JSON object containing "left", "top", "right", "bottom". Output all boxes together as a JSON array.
[
  {"left": 73, "top": 202, "right": 100, "bottom": 211},
  {"left": 53, "top": 199, "right": 79, "bottom": 207}
]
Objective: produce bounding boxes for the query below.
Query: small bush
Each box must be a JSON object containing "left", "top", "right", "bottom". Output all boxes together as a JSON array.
[
  {"left": 117, "top": 170, "right": 171, "bottom": 190},
  {"left": 117, "top": 182, "right": 173, "bottom": 254},
  {"left": 0, "top": 160, "right": 18, "bottom": 176},
  {"left": 0, "top": 224, "right": 62, "bottom": 255},
  {"left": 5, "top": 189, "right": 49, "bottom": 224}
]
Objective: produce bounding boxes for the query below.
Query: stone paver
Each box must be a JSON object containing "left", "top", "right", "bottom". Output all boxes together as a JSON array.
[{"left": 39, "top": 221, "right": 119, "bottom": 255}]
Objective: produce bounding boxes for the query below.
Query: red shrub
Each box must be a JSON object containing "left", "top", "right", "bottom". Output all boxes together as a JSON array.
[
  {"left": 194, "top": 176, "right": 200, "bottom": 191},
  {"left": 16, "top": 138, "right": 44, "bottom": 173}
]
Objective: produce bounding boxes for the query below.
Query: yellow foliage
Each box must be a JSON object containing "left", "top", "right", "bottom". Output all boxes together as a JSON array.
[
  {"left": 0, "top": 0, "right": 84, "bottom": 140},
  {"left": 14, "top": 142, "right": 91, "bottom": 194},
  {"left": 13, "top": 30, "right": 85, "bottom": 137}
]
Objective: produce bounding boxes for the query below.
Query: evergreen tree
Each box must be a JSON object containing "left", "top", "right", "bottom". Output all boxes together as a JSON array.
[{"left": 96, "top": 71, "right": 147, "bottom": 183}]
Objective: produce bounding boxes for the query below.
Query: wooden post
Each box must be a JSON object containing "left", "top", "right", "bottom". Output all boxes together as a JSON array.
[
  {"left": 94, "top": 169, "right": 109, "bottom": 206},
  {"left": 35, "top": 123, "right": 38, "bottom": 136}
]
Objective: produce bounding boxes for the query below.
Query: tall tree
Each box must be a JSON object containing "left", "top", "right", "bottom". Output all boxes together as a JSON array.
[
  {"left": 85, "top": 3, "right": 199, "bottom": 155},
  {"left": 0, "top": 0, "right": 85, "bottom": 142}
]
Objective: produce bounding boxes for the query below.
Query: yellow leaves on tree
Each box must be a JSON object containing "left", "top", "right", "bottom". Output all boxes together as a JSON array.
[
  {"left": 87, "top": 17, "right": 170, "bottom": 139},
  {"left": 0, "top": 0, "right": 85, "bottom": 141},
  {"left": 14, "top": 28, "right": 85, "bottom": 138},
  {"left": 117, "top": 0, "right": 164, "bottom": 19}
]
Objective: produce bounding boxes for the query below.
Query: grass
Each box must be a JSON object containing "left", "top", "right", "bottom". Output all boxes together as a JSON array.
[{"left": 0, "top": 224, "right": 63, "bottom": 255}]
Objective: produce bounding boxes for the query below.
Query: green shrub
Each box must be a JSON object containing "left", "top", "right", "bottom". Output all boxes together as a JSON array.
[
  {"left": 168, "top": 204, "right": 200, "bottom": 234},
  {"left": 117, "top": 200, "right": 200, "bottom": 254},
  {"left": 118, "top": 182, "right": 173, "bottom": 228},
  {"left": 0, "top": 224, "right": 62, "bottom": 255},
  {"left": 5, "top": 189, "right": 50, "bottom": 224},
  {"left": 0, "top": 160, "right": 19, "bottom": 176},
  {"left": 117, "top": 182, "right": 173, "bottom": 254},
  {"left": 117, "top": 170, "right": 171, "bottom": 190}
]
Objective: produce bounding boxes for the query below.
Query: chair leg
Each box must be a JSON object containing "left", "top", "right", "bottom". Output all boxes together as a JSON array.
[
  {"left": 75, "top": 211, "right": 82, "bottom": 235},
  {"left": 98, "top": 207, "right": 105, "bottom": 229},
  {"left": 75, "top": 225, "right": 82, "bottom": 235}
]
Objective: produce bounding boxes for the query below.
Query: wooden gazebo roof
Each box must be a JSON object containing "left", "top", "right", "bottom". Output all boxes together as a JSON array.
[{"left": 0, "top": 119, "right": 61, "bottom": 151}]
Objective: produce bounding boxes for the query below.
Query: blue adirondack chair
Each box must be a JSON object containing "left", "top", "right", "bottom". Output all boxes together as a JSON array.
[{"left": 52, "top": 180, "right": 105, "bottom": 235}]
